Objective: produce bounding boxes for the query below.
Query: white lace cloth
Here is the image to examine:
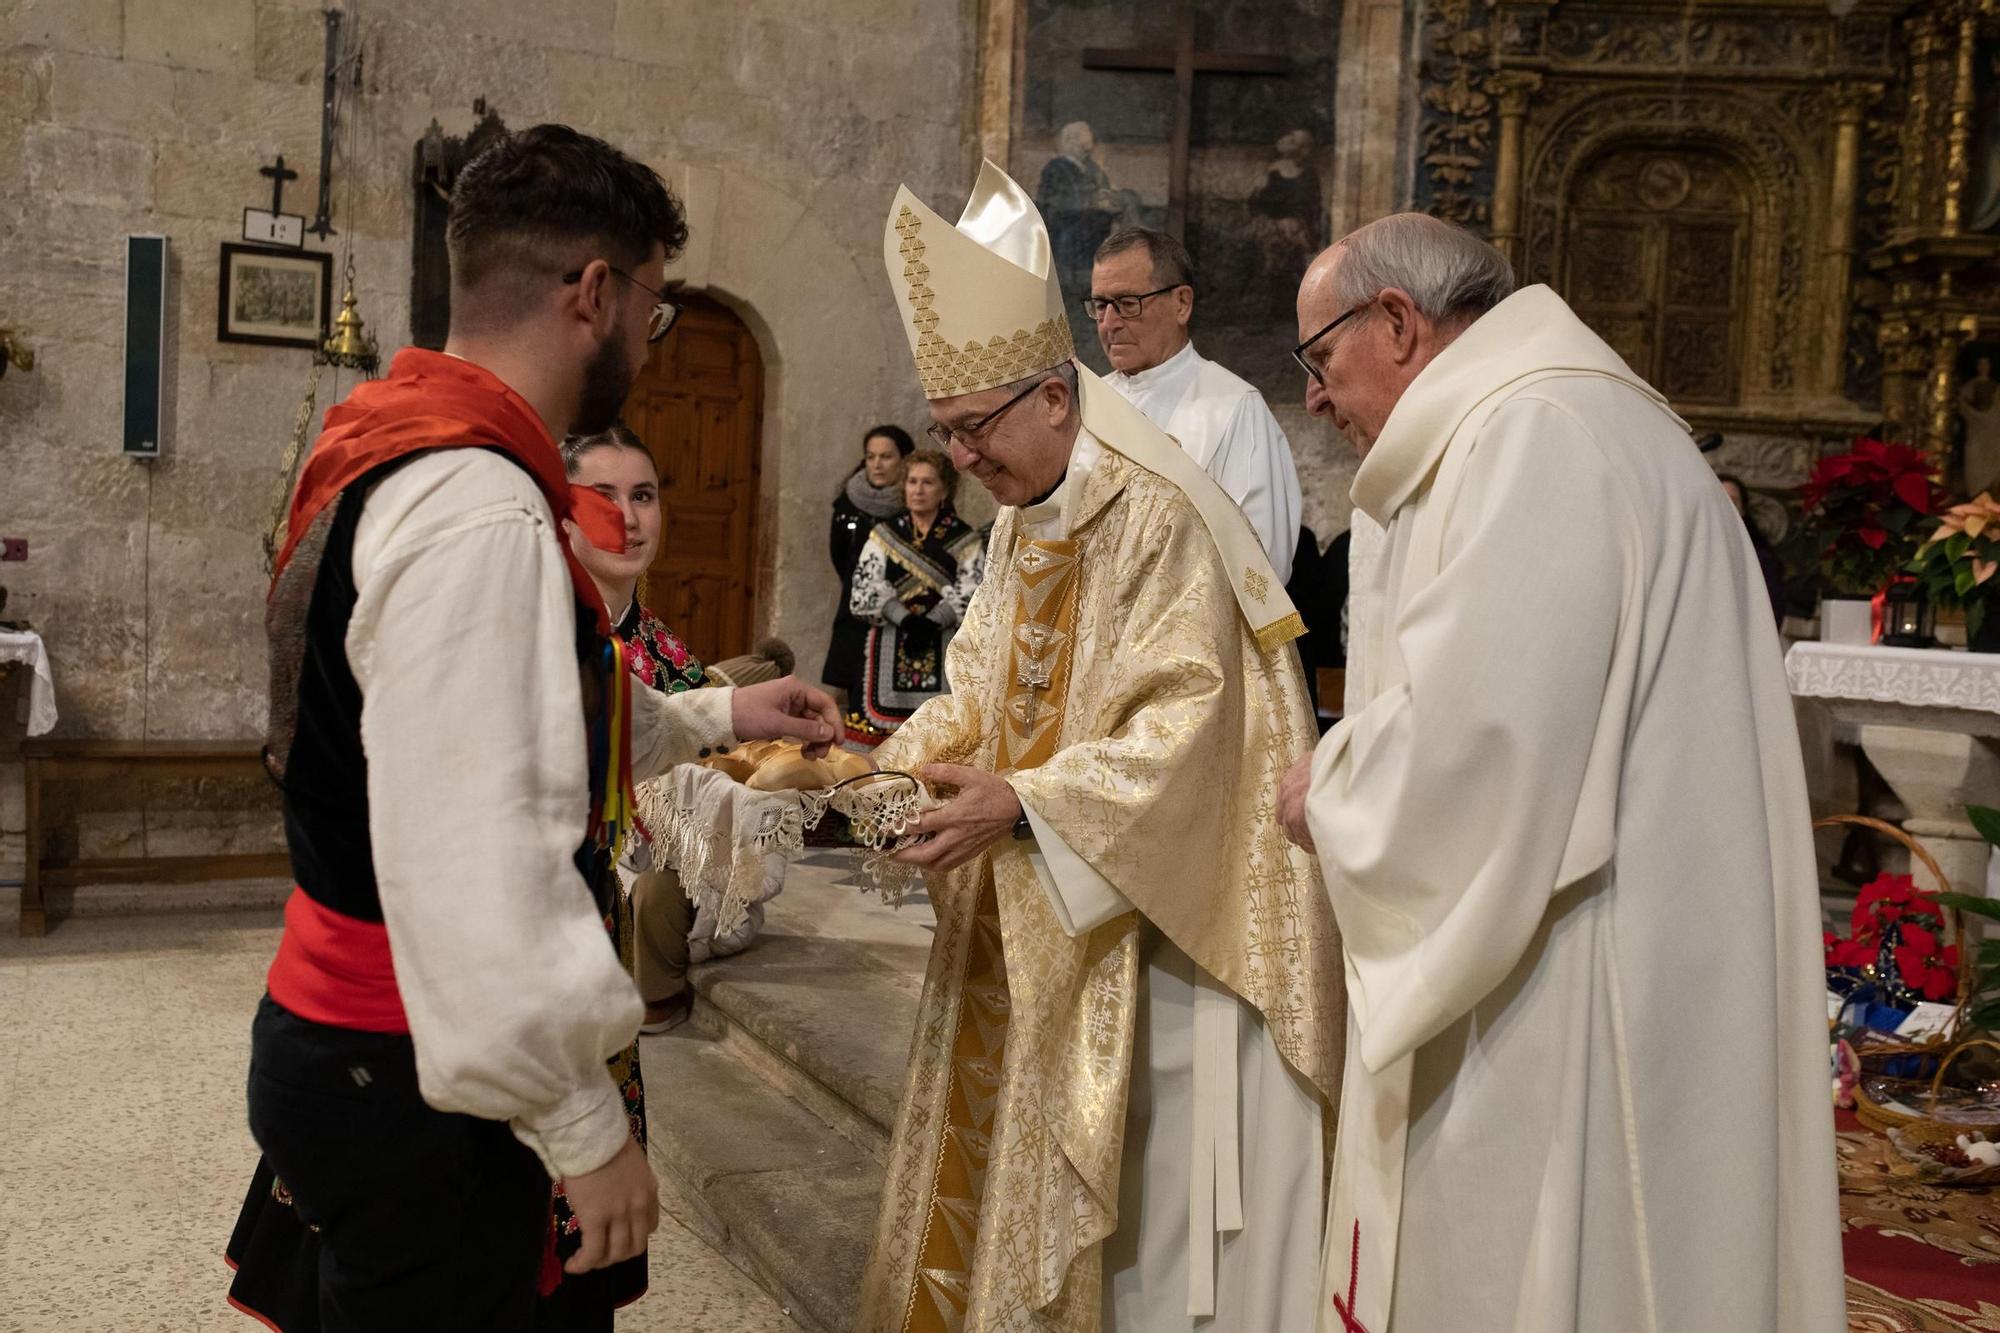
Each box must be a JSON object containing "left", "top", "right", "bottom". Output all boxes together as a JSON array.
[
  {"left": 633, "top": 764, "right": 936, "bottom": 939},
  {"left": 1784, "top": 642, "right": 2000, "bottom": 715},
  {"left": 0, "top": 629, "right": 57, "bottom": 735}
]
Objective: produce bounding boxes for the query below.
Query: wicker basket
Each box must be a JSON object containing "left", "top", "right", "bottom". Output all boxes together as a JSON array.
[
  {"left": 1883, "top": 1038, "right": 2000, "bottom": 1185},
  {"left": 1818, "top": 815, "right": 1989, "bottom": 1139}
]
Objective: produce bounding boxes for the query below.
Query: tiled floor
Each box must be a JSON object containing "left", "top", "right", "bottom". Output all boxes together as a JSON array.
[{"left": 0, "top": 909, "right": 799, "bottom": 1333}]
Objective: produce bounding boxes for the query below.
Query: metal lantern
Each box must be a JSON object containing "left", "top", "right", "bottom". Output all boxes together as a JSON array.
[{"left": 1881, "top": 583, "right": 1934, "bottom": 648}]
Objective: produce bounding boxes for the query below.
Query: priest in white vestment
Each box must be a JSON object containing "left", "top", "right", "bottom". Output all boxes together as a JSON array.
[
  {"left": 1276, "top": 213, "right": 1845, "bottom": 1332},
  {"left": 1091, "top": 226, "right": 1303, "bottom": 582},
  {"left": 853, "top": 162, "right": 1344, "bottom": 1333}
]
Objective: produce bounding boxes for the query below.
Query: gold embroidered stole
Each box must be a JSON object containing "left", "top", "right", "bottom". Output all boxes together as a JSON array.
[
  {"left": 902, "top": 535, "right": 1083, "bottom": 1333},
  {"left": 997, "top": 539, "right": 1082, "bottom": 771}
]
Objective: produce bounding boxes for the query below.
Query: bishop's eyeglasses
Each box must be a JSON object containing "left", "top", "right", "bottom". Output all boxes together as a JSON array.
[
  {"left": 924, "top": 376, "right": 1045, "bottom": 450},
  {"left": 562, "top": 265, "right": 681, "bottom": 343}
]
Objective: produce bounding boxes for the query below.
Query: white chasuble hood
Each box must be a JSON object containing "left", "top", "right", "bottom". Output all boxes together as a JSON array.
[{"left": 1351, "top": 283, "right": 1688, "bottom": 527}]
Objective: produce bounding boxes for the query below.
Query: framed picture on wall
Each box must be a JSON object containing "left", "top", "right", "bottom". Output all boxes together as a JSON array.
[{"left": 216, "top": 242, "right": 332, "bottom": 349}]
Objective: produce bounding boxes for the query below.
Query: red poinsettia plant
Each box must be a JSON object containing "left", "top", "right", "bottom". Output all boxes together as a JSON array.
[
  {"left": 1824, "top": 872, "right": 1961, "bottom": 1004},
  {"left": 1800, "top": 438, "right": 1948, "bottom": 597}
]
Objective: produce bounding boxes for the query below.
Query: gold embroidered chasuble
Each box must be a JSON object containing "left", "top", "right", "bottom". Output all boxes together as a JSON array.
[{"left": 856, "top": 409, "right": 1345, "bottom": 1332}]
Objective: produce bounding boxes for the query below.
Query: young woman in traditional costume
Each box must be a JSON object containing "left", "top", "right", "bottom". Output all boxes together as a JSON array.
[
  {"left": 823, "top": 425, "right": 911, "bottom": 721},
  {"left": 847, "top": 449, "right": 985, "bottom": 733},
  {"left": 536, "top": 423, "right": 702, "bottom": 1329}
]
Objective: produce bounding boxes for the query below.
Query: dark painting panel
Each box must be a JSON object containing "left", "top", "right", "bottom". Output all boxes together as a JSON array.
[{"left": 1013, "top": 0, "right": 1340, "bottom": 399}]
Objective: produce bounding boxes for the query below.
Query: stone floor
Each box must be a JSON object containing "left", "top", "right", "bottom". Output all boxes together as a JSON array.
[{"left": 0, "top": 905, "right": 802, "bottom": 1333}]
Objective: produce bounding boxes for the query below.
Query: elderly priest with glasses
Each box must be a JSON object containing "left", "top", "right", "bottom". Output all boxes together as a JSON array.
[
  {"left": 1090, "top": 227, "right": 1303, "bottom": 582},
  {"left": 1277, "top": 214, "right": 1844, "bottom": 1333},
  {"left": 854, "top": 162, "right": 1343, "bottom": 1333}
]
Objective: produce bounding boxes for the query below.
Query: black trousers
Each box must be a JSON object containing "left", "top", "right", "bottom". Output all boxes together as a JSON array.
[{"left": 246, "top": 995, "right": 553, "bottom": 1333}]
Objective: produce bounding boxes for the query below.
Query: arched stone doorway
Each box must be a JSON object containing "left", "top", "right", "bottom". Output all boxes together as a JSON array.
[{"left": 622, "top": 293, "right": 765, "bottom": 660}]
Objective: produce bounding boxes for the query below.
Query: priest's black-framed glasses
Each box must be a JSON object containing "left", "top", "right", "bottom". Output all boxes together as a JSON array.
[
  {"left": 1293, "top": 298, "right": 1373, "bottom": 386},
  {"left": 562, "top": 265, "right": 682, "bottom": 343},
  {"left": 1083, "top": 285, "right": 1184, "bottom": 320},
  {"left": 924, "top": 376, "right": 1045, "bottom": 450}
]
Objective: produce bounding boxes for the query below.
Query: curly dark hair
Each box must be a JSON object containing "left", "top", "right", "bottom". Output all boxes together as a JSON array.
[{"left": 447, "top": 123, "right": 687, "bottom": 321}]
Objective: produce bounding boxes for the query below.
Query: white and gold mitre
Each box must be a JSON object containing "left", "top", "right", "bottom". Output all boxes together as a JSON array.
[{"left": 884, "top": 159, "right": 1076, "bottom": 400}]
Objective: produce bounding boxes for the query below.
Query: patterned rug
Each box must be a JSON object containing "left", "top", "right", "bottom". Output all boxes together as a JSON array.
[{"left": 1840, "top": 1113, "right": 2000, "bottom": 1332}]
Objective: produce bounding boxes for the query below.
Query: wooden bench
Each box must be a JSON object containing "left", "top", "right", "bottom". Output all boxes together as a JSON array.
[{"left": 20, "top": 738, "right": 289, "bottom": 936}]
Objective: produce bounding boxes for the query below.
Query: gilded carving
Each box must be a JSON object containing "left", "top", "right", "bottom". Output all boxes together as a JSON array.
[
  {"left": 1540, "top": 15, "right": 1835, "bottom": 69},
  {"left": 1416, "top": 0, "right": 1501, "bottom": 229},
  {"left": 1864, "top": 0, "right": 2000, "bottom": 464},
  {"left": 1520, "top": 86, "right": 1817, "bottom": 405}
]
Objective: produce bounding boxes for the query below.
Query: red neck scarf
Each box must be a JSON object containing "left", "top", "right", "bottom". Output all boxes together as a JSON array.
[{"left": 272, "top": 347, "right": 626, "bottom": 632}]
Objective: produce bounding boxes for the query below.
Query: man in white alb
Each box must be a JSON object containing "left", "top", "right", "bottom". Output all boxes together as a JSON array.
[
  {"left": 1092, "top": 226, "right": 1303, "bottom": 582},
  {"left": 1276, "top": 213, "right": 1844, "bottom": 1332}
]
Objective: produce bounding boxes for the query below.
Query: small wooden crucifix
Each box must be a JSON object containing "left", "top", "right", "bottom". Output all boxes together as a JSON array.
[
  {"left": 259, "top": 154, "right": 300, "bottom": 216},
  {"left": 1081, "top": 0, "right": 1288, "bottom": 237}
]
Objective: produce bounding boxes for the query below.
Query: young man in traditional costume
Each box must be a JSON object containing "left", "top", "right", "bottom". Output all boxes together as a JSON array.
[
  {"left": 1275, "top": 213, "right": 1844, "bottom": 1331},
  {"left": 854, "top": 162, "right": 1344, "bottom": 1333},
  {"left": 1091, "top": 226, "right": 1303, "bottom": 583},
  {"left": 229, "top": 124, "right": 839, "bottom": 1333}
]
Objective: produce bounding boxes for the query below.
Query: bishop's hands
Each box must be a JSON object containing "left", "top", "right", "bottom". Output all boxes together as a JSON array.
[
  {"left": 729, "top": 676, "right": 842, "bottom": 759},
  {"left": 893, "top": 763, "right": 1023, "bottom": 873},
  {"left": 1277, "top": 754, "right": 1316, "bottom": 852}
]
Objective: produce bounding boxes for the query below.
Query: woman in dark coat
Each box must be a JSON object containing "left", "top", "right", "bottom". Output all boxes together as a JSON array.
[{"left": 825, "top": 424, "right": 912, "bottom": 714}]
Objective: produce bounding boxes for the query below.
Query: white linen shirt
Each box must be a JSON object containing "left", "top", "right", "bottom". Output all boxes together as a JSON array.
[{"left": 347, "top": 448, "right": 736, "bottom": 1180}]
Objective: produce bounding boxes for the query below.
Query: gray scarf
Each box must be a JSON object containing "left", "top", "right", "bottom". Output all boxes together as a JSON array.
[{"left": 844, "top": 469, "right": 905, "bottom": 520}]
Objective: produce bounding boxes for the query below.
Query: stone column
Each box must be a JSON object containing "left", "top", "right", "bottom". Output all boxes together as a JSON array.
[
  {"left": 1488, "top": 73, "right": 1543, "bottom": 270},
  {"left": 1927, "top": 307, "right": 1975, "bottom": 463},
  {"left": 1821, "top": 84, "right": 1877, "bottom": 399},
  {"left": 1943, "top": 11, "right": 1980, "bottom": 236}
]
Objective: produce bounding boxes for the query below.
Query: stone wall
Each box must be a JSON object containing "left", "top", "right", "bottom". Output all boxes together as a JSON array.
[{"left": 0, "top": 0, "right": 980, "bottom": 877}]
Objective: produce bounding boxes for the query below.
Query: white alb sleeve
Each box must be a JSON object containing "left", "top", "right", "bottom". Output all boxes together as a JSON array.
[{"left": 347, "top": 451, "right": 642, "bottom": 1181}]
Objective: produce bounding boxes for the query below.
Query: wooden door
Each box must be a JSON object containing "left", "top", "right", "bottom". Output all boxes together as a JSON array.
[
  {"left": 620, "top": 294, "right": 763, "bottom": 660},
  {"left": 1563, "top": 146, "right": 1752, "bottom": 408}
]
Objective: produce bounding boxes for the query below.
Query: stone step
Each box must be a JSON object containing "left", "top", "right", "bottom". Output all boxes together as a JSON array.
[
  {"left": 684, "top": 864, "right": 930, "bottom": 1143},
  {"left": 644, "top": 1021, "right": 880, "bottom": 1333},
  {"left": 644, "top": 854, "right": 933, "bottom": 1333}
]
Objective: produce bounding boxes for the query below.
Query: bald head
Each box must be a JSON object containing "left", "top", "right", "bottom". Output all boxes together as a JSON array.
[{"left": 1293, "top": 213, "right": 1516, "bottom": 453}]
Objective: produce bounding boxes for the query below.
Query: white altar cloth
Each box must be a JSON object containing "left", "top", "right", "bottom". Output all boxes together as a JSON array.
[{"left": 0, "top": 629, "right": 56, "bottom": 736}]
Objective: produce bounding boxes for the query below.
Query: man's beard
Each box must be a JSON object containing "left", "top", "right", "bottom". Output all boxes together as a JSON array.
[{"left": 570, "top": 335, "right": 635, "bottom": 437}]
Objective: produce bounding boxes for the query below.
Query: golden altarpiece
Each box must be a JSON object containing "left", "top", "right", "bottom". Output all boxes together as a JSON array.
[{"left": 1415, "top": 0, "right": 2000, "bottom": 586}]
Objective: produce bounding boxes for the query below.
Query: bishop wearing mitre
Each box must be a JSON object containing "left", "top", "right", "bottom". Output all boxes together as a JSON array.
[{"left": 853, "top": 162, "right": 1344, "bottom": 1333}]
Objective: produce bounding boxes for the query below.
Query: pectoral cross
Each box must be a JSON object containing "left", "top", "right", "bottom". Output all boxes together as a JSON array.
[
  {"left": 1016, "top": 654, "right": 1054, "bottom": 728},
  {"left": 259, "top": 154, "right": 299, "bottom": 215},
  {"left": 1081, "top": 0, "right": 1288, "bottom": 237}
]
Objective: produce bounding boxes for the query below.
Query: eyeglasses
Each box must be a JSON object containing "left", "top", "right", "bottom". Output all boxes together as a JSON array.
[
  {"left": 1083, "top": 285, "right": 1185, "bottom": 320},
  {"left": 562, "top": 265, "right": 681, "bottom": 343},
  {"left": 1292, "top": 297, "right": 1375, "bottom": 386},
  {"left": 924, "top": 376, "right": 1046, "bottom": 450}
]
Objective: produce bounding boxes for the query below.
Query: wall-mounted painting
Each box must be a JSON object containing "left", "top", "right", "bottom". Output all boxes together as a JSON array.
[
  {"left": 1009, "top": 0, "right": 1340, "bottom": 399},
  {"left": 217, "top": 242, "right": 332, "bottom": 350}
]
